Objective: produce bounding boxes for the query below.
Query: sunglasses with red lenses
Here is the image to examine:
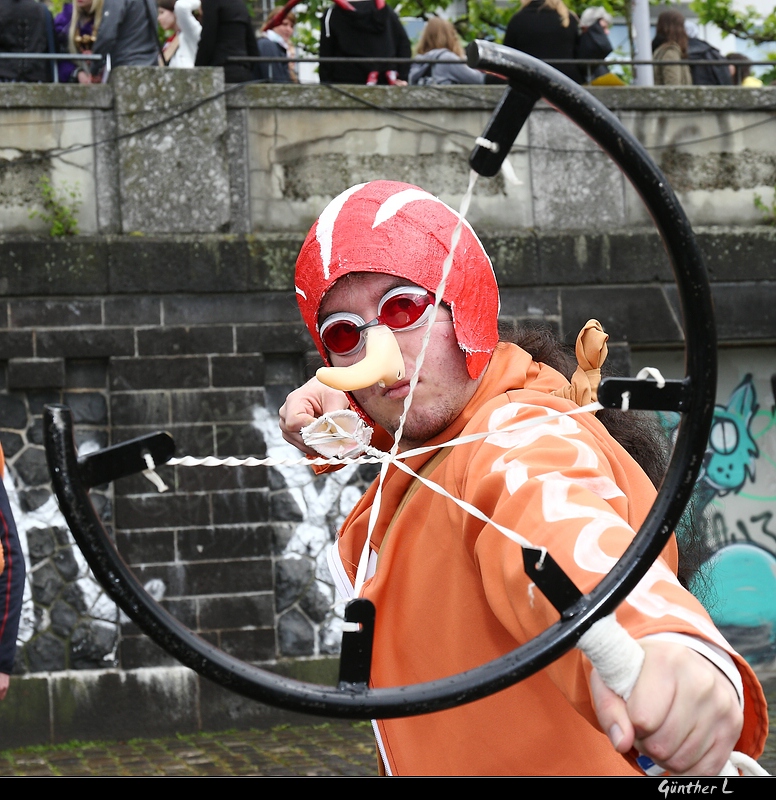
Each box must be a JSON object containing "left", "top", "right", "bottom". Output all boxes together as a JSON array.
[{"left": 319, "top": 286, "right": 435, "bottom": 357}]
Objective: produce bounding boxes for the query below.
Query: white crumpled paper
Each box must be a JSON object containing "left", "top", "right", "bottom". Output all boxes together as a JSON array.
[{"left": 300, "top": 410, "right": 373, "bottom": 459}]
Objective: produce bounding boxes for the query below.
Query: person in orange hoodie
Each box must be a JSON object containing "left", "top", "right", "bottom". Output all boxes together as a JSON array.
[
  {"left": 0, "top": 444, "right": 25, "bottom": 701},
  {"left": 279, "top": 180, "right": 768, "bottom": 776}
]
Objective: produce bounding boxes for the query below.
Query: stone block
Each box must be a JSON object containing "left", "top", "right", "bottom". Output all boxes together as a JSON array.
[
  {"left": 277, "top": 608, "right": 314, "bottom": 657},
  {"left": 235, "top": 323, "right": 310, "bottom": 354},
  {"left": 136, "top": 325, "right": 234, "bottom": 356},
  {"left": 141, "top": 558, "right": 272, "bottom": 597},
  {"left": 198, "top": 594, "right": 275, "bottom": 630},
  {"left": 104, "top": 296, "right": 162, "bottom": 326},
  {"left": 560, "top": 285, "right": 682, "bottom": 345},
  {"left": 115, "top": 529, "right": 176, "bottom": 566},
  {"left": 0, "top": 676, "right": 51, "bottom": 749},
  {"left": 50, "top": 668, "right": 200, "bottom": 743},
  {"left": 218, "top": 628, "right": 277, "bottom": 662},
  {"left": 535, "top": 232, "right": 615, "bottom": 285},
  {"left": 527, "top": 108, "right": 627, "bottom": 231},
  {"left": 481, "top": 232, "right": 541, "bottom": 286},
  {"left": 110, "top": 356, "right": 211, "bottom": 391},
  {"left": 109, "top": 238, "right": 249, "bottom": 293},
  {"left": 163, "top": 291, "right": 299, "bottom": 325},
  {"left": 114, "top": 492, "right": 211, "bottom": 530},
  {"left": 111, "top": 67, "right": 231, "bottom": 234},
  {"left": 211, "top": 354, "right": 265, "bottom": 387},
  {"left": 708, "top": 283, "right": 776, "bottom": 341},
  {"left": 0, "top": 239, "right": 109, "bottom": 295},
  {"left": 0, "top": 431, "right": 23, "bottom": 458},
  {"left": 110, "top": 392, "right": 171, "bottom": 427},
  {"left": 498, "top": 288, "right": 559, "bottom": 320},
  {"left": 275, "top": 555, "right": 314, "bottom": 613},
  {"left": 211, "top": 489, "right": 269, "bottom": 526},
  {"left": 243, "top": 233, "right": 306, "bottom": 291},
  {"left": 8, "top": 358, "right": 65, "bottom": 390},
  {"left": 170, "top": 388, "right": 265, "bottom": 423},
  {"left": 174, "top": 464, "right": 267, "bottom": 494},
  {"left": 63, "top": 391, "right": 107, "bottom": 424},
  {"left": 608, "top": 230, "right": 672, "bottom": 281},
  {"left": 176, "top": 524, "right": 273, "bottom": 561},
  {"left": 0, "top": 392, "right": 27, "bottom": 428},
  {"left": 0, "top": 330, "right": 33, "bottom": 359},
  {"left": 118, "top": 634, "right": 184, "bottom": 669},
  {"left": 215, "top": 422, "right": 266, "bottom": 457},
  {"left": 9, "top": 298, "right": 102, "bottom": 328},
  {"left": 696, "top": 227, "right": 776, "bottom": 282},
  {"left": 37, "top": 328, "right": 135, "bottom": 359},
  {"left": 198, "top": 674, "right": 326, "bottom": 732},
  {"left": 65, "top": 359, "right": 108, "bottom": 389}
]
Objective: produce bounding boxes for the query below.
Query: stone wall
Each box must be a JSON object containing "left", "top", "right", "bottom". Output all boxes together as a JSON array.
[
  {"left": 2, "top": 71, "right": 775, "bottom": 238},
  {"left": 1, "top": 70, "right": 775, "bottom": 747}
]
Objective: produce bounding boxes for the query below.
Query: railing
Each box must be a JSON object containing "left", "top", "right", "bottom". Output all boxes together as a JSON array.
[
  {"left": 1, "top": 52, "right": 771, "bottom": 84},
  {"left": 0, "top": 52, "right": 105, "bottom": 84}
]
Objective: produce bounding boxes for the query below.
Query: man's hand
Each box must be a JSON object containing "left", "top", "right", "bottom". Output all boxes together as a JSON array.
[
  {"left": 590, "top": 640, "right": 743, "bottom": 776},
  {"left": 279, "top": 377, "right": 350, "bottom": 456},
  {"left": 0, "top": 673, "right": 9, "bottom": 701}
]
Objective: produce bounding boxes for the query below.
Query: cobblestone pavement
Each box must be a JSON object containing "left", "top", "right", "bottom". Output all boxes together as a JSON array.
[{"left": 1, "top": 680, "right": 774, "bottom": 777}]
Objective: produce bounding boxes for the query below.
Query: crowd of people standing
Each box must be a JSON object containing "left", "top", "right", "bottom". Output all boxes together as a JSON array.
[{"left": 0, "top": 0, "right": 767, "bottom": 88}]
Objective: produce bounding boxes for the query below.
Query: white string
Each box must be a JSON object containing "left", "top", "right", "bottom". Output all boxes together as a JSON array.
[
  {"left": 635, "top": 366, "right": 667, "bottom": 388},
  {"left": 142, "top": 453, "right": 169, "bottom": 493}
]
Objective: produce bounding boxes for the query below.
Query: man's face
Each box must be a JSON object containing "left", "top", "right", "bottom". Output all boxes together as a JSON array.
[{"left": 318, "top": 273, "right": 482, "bottom": 450}]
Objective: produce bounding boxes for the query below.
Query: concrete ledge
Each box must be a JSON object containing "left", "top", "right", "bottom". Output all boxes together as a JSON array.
[{"left": 0, "top": 660, "right": 340, "bottom": 749}]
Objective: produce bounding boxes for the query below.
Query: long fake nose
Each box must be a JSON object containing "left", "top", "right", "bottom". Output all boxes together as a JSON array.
[{"left": 316, "top": 325, "right": 405, "bottom": 392}]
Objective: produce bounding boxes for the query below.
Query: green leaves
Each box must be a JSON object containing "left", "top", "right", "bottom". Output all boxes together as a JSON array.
[{"left": 29, "top": 177, "right": 81, "bottom": 237}]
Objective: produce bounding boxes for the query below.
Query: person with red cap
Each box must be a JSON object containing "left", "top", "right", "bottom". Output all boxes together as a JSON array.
[{"left": 279, "top": 180, "right": 768, "bottom": 776}]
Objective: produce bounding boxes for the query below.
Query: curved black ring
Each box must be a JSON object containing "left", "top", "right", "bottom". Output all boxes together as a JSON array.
[{"left": 44, "top": 43, "right": 716, "bottom": 719}]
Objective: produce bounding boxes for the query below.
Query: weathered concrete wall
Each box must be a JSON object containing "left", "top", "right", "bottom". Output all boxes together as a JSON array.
[
  {"left": 0, "top": 69, "right": 775, "bottom": 747},
  {"left": 2, "top": 72, "right": 775, "bottom": 236}
]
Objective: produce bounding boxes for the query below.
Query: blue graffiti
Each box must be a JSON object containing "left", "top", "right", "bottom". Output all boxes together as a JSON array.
[
  {"left": 699, "top": 375, "right": 759, "bottom": 496},
  {"left": 692, "top": 542, "right": 776, "bottom": 665}
]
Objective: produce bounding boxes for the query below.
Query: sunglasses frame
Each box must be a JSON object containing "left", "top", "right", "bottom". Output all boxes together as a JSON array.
[{"left": 318, "top": 285, "right": 436, "bottom": 357}]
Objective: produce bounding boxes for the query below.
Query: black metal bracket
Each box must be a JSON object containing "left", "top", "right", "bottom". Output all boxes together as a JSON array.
[
  {"left": 337, "top": 599, "right": 376, "bottom": 690},
  {"left": 598, "top": 377, "right": 692, "bottom": 412},
  {"left": 77, "top": 432, "right": 176, "bottom": 490}
]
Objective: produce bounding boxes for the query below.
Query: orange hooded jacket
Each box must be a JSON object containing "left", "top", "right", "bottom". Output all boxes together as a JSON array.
[{"left": 331, "top": 343, "right": 768, "bottom": 775}]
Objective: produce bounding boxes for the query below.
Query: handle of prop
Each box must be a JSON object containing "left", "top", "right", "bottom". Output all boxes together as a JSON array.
[
  {"left": 316, "top": 325, "right": 405, "bottom": 392},
  {"left": 577, "top": 615, "right": 763, "bottom": 777}
]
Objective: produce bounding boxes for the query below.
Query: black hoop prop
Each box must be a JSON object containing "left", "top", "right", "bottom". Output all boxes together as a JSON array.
[{"left": 44, "top": 41, "right": 716, "bottom": 720}]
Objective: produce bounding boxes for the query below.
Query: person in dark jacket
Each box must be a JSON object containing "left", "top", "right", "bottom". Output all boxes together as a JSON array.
[
  {"left": 576, "top": 6, "right": 613, "bottom": 83},
  {"left": 686, "top": 26, "right": 732, "bottom": 86},
  {"left": 195, "top": 0, "right": 259, "bottom": 83},
  {"left": 1, "top": 447, "right": 25, "bottom": 701},
  {"left": 319, "top": 0, "right": 411, "bottom": 86},
  {"left": 0, "top": 0, "right": 56, "bottom": 82},
  {"left": 503, "top": 0, "right": 582, "bottom": 84}
]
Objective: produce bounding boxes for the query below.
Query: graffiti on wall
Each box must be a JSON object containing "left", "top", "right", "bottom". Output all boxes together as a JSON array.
[{"left": 665, "top": 369, "right": 776, "bottom": 666}]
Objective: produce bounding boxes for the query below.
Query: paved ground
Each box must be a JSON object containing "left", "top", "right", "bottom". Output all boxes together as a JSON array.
[{"left": 1, "top": 681, "right": 774, "bottom": 777}]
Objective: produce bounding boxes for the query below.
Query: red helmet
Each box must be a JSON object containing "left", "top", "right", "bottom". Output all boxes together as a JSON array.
[{"left": 295, "top": 180, "right": 500, "bottom": 380}]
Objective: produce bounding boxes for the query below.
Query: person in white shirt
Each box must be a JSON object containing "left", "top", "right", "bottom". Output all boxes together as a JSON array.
[{"left": 157, "top": 0, "right": 201, "bottom": 68}]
